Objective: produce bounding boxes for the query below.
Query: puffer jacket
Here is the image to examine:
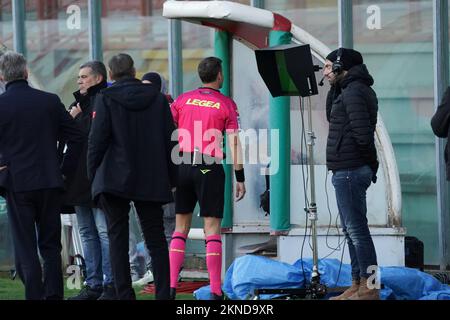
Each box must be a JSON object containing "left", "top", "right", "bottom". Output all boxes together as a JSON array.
[
  {"left": 326, "top": 64, "right": 379, "bottom": 182},
  {"left": 431, "top": 86, "right": 450, "bottom": 180}
]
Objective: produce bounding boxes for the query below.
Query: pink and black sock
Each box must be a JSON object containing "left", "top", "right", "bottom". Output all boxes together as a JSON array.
[
  {"left": 169, "top": 232, "right": 187, "bottom": 289},
  {"left": 206, "top": 234, "right": 222, "bottom": 296}
]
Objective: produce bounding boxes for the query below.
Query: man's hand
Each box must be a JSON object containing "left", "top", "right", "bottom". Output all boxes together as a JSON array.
[
  {"left": 235, "top": 182, "right": 246, "bottom": 201},
  {"left": 69, "top": 103, "right": 82, "bottom": 118},
  {"left": 0, "top": 166, "right": 7, "bottom": 171}
]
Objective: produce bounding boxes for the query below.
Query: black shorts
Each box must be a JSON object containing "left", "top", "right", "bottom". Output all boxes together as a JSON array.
[{"left": 175, "top": 163, "right": 225, "bottom": 218}]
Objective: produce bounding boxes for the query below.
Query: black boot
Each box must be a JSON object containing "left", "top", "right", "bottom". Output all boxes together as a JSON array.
[
  {"left": 67, "top": 285, "right": 102, "bottom": 300},
  {"left": 98, "top": 284, "right": 118, "bottom": 300},
  {"left": 169, "top": 287, "right": 176, "bottom": 300},
  {"left": 210, "top": 293, "right": 224, "bottom": 300}
]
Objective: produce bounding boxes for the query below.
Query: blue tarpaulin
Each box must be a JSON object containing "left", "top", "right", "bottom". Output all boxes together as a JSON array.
[{"left": 194, "top": 255, "right": 450, "bottom": 300}]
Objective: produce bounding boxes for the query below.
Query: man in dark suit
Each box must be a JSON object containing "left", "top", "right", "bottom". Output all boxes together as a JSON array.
[
  {"left": 0, "top": 51, "right": 83, "bottom": 300},
  {"left": 88, "top": 53, "right": 177, "bottom": 300}
]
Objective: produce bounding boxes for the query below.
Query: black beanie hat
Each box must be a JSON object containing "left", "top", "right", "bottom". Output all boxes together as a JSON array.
[
  {"left": 326, "top": 48, "right": 363, "bottom": 71},
  {"left": 142, "top": 72, "right": 162, "bottom": 92}
]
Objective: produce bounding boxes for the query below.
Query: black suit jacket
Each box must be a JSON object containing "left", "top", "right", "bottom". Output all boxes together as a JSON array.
[{"left": 0, "top": 80, "right": 84, "bottom": 195}]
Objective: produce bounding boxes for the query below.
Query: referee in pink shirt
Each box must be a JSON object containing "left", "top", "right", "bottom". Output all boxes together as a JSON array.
[{"left": 169, "top": 57, "right": 246, "bottom": 300}]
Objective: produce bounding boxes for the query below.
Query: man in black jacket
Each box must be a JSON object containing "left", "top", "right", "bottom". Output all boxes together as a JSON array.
[
  {"left": 323, "top": 48, "right": 379, "bottom": 300},
  {"left": 431, "top": 87, "right": 450, "bottom": 180},
  {"left": 88, "top": 53, "right": 177, "bottom": 300},
  {"left": 64, "top": 61, "right": 116, "bottom": 300},
  {"left": 0, "top": 51, "right": 83, "bottom": 300}
]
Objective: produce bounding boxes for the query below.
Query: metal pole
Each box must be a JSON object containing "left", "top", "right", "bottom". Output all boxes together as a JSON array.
[
  {"left": 12, "top": 0, "right": 26, "bottom": 57},
  {"left": 168, "top": 19, "right": 183, "bottom": 98},
  {"left": 433, "top": 0, "right": 450, "bottom": 270},
  {"left": 251, "top": 0, "right": 265, "bottom": 9},
  {"left": 306, "top": 97, "right": 319, "bottom": 281},
  {"left": 168, "top": 0, "right": 183, "bottom": 98},
  {"left": 338, "top": 0, "right": 353, "bottom": 49},
  {"left": 88, "top": 0, "right": 103, "bottom": 61}
]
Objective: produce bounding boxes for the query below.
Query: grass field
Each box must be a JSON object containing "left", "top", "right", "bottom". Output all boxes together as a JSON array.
[{"left": 0, "top": 274, "right": 194, "bottom": 300}]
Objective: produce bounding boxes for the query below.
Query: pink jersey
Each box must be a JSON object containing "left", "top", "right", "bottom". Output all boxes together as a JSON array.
[{"left": 171, "top": 87, "right": 239, "bottom": 159}]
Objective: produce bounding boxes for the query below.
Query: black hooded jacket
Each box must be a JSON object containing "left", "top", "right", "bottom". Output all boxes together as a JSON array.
[
  {"left": 87, "top": 78, "right": 177, "bottom": 203},
  {"left": 431, "top": 87, "right": 450, "bottom": 180},
  {"left": 326, "top": 64, "right": 379, "bottom": 181}
]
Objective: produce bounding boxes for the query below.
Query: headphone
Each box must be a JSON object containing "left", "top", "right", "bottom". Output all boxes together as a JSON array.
[{"left": 332, "top": 48, "right": 344, "bottom": 75}]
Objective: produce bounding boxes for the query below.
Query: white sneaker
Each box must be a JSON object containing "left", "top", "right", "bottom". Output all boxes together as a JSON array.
[
  {"left": 130, "top": 269, "right": 141, "bottom": 283},
  {"left": 132, "top": 270, "right": 154, "bottom": 287}
]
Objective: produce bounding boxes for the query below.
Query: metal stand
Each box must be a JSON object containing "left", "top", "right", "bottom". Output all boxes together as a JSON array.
[
  {"left": 305, "top": 96, "right": 321, "bottom": 287},
  {"left": 252, "top": 97, "right": 329, "bottom": 300}
]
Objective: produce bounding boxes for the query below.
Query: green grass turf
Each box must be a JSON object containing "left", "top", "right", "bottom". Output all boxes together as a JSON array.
[{"left": 0, "top": 274, "right": 194, "bottom": 300}]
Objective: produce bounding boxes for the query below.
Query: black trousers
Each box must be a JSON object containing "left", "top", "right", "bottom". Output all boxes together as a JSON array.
[
  {"left": 99, "top": 193, "right": 170, "bottom": 300},
  {"left": 5, "top": 189, "right": 63, "bottom": 300}
]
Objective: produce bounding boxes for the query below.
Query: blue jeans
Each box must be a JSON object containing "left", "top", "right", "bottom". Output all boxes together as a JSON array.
[
  {"left": 332, "top": 165, "right": 378, "bottom": 280},
  {"left": 76, "top": 206, "right": 113, "bottom": 288}
]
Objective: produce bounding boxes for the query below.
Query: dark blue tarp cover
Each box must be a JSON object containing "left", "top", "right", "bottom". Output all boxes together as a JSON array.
[{"left": 194, "top": 255, "right": 450, "bottom": 300}]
